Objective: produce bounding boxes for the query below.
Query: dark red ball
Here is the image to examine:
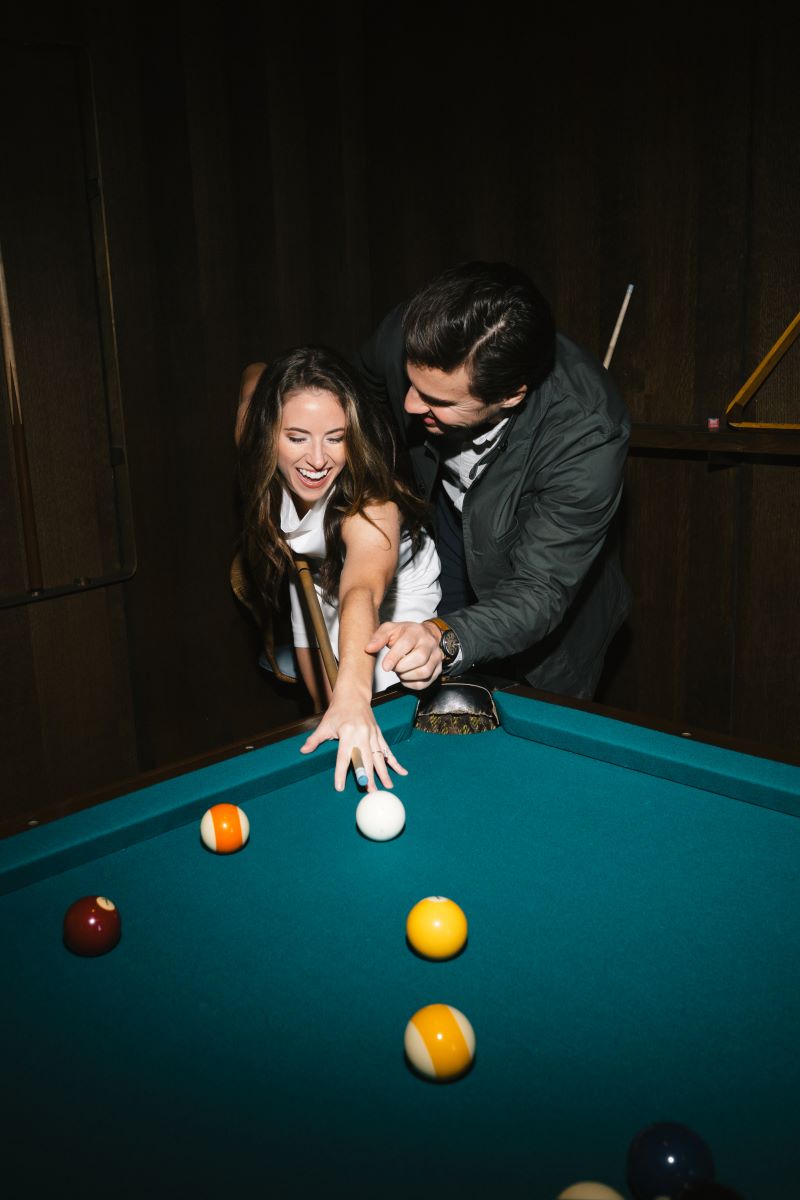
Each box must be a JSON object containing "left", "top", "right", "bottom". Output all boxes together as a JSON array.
[{"left": 63, "top": 895, "right": 122, "bottom": 956}]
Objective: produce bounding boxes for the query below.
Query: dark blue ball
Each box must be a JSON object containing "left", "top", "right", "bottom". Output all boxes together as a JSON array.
[{"left": 627, "top": 1121, "right": 715, "bottom": 1200}]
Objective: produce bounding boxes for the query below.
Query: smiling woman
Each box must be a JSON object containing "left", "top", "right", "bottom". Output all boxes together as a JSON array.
[
  {"left": 277, "top": 389, "right": 347, "bottom": 505},
  {"left": 236, "top": 346, "right": 441, "bottom": 792}
]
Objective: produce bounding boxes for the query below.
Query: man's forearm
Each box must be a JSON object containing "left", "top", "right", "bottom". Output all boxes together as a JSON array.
[{"left": 443, "top": 523, "right": 616, "bottom": 672}]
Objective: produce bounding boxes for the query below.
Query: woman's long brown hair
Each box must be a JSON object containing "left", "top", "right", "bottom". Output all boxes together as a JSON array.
[{"left": 238, "top": 345, "right": 430, "bottom": 611}]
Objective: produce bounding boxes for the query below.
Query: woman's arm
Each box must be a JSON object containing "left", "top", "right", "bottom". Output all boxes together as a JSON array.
[
  {"left": 300, "top": 502, "right": 408, "bottom": 792},
  {"left": 235, "top": 362, "right": 267, "bottom": 444}
]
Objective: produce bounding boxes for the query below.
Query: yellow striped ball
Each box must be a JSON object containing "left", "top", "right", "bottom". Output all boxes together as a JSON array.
[
  {"left": 558, "top": 1184, "right": 626, "bottom": 1200},
  {"left": 404, "top": 1003, "right": 475, "bottom": 1080}
]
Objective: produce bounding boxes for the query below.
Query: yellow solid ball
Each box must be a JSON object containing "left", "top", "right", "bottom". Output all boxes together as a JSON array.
[
  {"left": 406, "top": 896, "right": 468, "bottom": 959},
  {"left": 558, "top": 1184, "right": 626, "bottom": 1200}
]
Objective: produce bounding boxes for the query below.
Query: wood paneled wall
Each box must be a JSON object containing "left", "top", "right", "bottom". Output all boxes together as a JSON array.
[{"left": 1, "top": 2, "right": 798, "bottom": 831}]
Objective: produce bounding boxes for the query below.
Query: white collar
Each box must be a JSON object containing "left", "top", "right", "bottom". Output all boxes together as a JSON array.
[{"left": 280, "top": 486, "right": 328, "bottom": 535}]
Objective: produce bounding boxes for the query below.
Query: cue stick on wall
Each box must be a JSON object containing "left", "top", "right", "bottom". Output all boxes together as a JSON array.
[
  {"left": 724, "top": 311, "right": 800, "bottom": 426},
  {"left": 0, "top": 240, "right": 44, "bottom": 594},
  {"left": 603, "top": 283, "right": 635, "bottom": 370},
  {"left": 293, "top": 557, "right": 369, "bottom": 788}
]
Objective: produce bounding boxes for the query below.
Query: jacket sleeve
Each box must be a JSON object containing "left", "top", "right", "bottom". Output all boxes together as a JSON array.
[{"left": 444, "top": 410, "right": 630, "bottom": 672}]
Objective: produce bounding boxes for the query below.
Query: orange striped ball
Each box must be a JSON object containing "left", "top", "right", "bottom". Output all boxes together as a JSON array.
[
  {"left": 200, "top": 803, "right": 250, "bottom": 853},
  {"left": 404, "top": 1003, "right": 475, "bottom": 1080}
]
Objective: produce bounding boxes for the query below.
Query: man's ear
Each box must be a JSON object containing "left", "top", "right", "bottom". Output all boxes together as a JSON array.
[{"left": 498, "top": 385, "right": 527, "bottom": 411}]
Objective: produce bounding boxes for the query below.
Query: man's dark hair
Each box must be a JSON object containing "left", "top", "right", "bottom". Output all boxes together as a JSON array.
[{"left": 402, "top": 261, "right": 556, "bottom": 405}]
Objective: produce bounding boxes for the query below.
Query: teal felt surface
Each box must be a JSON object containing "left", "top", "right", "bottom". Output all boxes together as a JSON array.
[
  {"left": 496, "top": 691, "right": 800, "bottom": 814},
  {"left": 2, "top": 696, "right": 799, "bottom": 1199},
  {"left": 0, "top": 696, "right": 418, "bottom": 895}
]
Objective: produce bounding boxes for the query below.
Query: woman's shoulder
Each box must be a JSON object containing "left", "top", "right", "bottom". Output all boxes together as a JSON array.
[
  {"left": 341, "top": 500, "right": 401, "bottom": 544},
  {"left": 347, "top": 499, "right": 401, "bottom": 524}
]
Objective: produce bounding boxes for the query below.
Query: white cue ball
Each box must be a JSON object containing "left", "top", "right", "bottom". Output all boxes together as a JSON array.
[{"left": 355, "top": 790, "right": 406, "bottom": 841}]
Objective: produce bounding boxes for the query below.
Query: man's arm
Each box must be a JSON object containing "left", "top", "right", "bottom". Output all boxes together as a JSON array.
[
  {"left": 369, "top": 417, "right": 629, "bottom": 687},
  {"left": 448, "top": 423, "right": 628, "bottom": 669}
]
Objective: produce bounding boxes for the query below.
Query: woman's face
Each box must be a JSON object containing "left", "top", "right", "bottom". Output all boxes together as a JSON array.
[{"left": 277, "top": 388, "right": 347, "bottom": 510}]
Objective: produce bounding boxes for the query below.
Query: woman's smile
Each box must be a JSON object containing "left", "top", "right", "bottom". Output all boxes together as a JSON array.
[{"left": 277, "top": 388, "right": 347, "bottom": 510}]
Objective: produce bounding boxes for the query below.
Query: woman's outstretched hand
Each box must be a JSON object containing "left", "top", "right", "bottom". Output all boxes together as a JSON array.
[{"left": 300, "top": 685, "right": 407, "bottom": 793}]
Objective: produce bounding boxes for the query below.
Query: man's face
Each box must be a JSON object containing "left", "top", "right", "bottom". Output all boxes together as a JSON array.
[{"left": 404, "top": 362, "right": 524, "bottom": 435}]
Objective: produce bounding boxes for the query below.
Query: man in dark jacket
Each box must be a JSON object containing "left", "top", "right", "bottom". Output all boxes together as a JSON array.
[{"left": 357, "top": 261, "right": 631, "bottom": 700}]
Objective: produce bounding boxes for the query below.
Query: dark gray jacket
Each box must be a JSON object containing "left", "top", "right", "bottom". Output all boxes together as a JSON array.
[{"left": 354, "top": 304, "right": 631, "bottom": 699}]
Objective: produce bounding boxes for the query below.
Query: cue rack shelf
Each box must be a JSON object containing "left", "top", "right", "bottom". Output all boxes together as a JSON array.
[{"left": 629, "top": 423, "right": 800, "bottom": 459}]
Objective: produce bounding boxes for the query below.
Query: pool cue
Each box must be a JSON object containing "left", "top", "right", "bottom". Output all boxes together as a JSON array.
[
  {"left": 724, "top": 311, "right": 800, "bottom": 428},
  {"left": 603, "top": 283, "right": 634, "bottom": 370},
  {"left": 293, "top": 556, "right": 369, "bottom": 787},
  {"left": 0, "top": 240, "right": 44, "bottom": 593}
]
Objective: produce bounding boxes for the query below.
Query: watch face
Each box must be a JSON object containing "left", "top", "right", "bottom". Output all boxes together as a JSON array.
[{"left": 441, "top": 629, "right": 459, "bottom": 660}]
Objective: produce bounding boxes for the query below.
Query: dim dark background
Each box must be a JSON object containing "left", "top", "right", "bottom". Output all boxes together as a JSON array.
[{"left": 1, "top": 2, "right": 798, "bottom": 832}]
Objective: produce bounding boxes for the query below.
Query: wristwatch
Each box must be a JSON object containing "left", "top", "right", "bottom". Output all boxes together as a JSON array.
[{"left": 429, "top": 617, "right": 460, "bottom": 665}]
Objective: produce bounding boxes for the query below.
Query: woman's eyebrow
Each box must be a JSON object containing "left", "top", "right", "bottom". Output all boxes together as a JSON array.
[{"left": 283, "top": 425, "right": 346, "bottom": 434}]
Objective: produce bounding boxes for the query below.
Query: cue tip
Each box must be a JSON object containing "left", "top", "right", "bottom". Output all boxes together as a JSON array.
[{"left": 353, "top": 747, "right": 368, "bottom": 788}]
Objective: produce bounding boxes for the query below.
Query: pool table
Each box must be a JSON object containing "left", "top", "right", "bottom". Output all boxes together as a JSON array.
[{"left": 3, "top": 686, "right": 800, "bottom": 1199}]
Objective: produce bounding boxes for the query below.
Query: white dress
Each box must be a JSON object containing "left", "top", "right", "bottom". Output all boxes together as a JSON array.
[{"left": 281, "top": 488, "right": 441, "bottom": 693}]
